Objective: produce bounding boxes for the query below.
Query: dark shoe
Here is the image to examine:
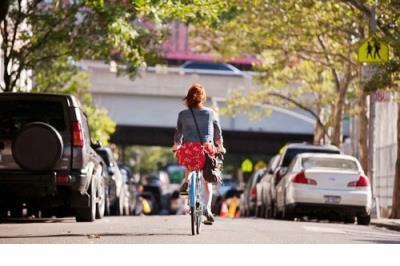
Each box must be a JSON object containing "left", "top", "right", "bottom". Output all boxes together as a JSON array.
[
  {"left": 204, "top": 211, "right": 214, "bottom": 224},
  {"left": 179, "top": 182, "right": 188, "bottom": 195}
]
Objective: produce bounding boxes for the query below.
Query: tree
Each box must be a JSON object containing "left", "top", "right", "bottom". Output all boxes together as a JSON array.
[
  {"left": 32, "top": 58, "right": 116, "bottom": 144},
  {"left": 194, "top": 0, "right": 365, "bottom": 147},
  {"left": 0, "top": 0, "right": 229, "bottom": 92},
  {"left": 342, "top": 0, "right": 400, "bottom": 218},
  {"left": 123, "top": 146, "right": 175, "bottom": 174}
]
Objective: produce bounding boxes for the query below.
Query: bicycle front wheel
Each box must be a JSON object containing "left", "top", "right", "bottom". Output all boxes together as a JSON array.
[
  {"left": 191, "top": 207, "right": 196, "bottom": 236},
  {"left": 196, "top": 205, "right": 201, "bottom": 234}
]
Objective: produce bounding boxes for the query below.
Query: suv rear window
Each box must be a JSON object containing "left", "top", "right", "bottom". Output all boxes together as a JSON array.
[
  {"left": 0, "top": 100, "right": 66, "bottom": 138},
  {"left": 282, "top": 148, "right": 340, "bottom": 167}
]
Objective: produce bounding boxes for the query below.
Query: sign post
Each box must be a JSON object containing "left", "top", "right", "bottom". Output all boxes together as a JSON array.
[{"left": 357, "top": 4, "right": 389, "bottom": 219}]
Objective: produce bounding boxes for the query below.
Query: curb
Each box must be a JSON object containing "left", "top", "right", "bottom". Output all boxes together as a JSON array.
[{"left": 371, "top": 221, "right": 400, "bottom": 232}]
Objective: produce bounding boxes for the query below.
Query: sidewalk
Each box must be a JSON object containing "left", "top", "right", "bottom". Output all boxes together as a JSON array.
[{"left": 371, "top": 218, "right": 400, "bottom": 232}]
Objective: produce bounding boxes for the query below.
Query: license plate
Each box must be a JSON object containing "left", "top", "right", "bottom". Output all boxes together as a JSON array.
[{"left": 324, "top": 195, "right": 341, "bottom": 204}]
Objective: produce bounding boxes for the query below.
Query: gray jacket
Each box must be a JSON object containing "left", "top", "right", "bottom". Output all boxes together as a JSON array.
[{"left": 174, "top": 107, "right": 223, "bottom": 146}]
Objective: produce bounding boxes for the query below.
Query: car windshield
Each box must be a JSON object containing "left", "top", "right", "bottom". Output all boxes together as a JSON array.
[
  {"left": 282, "top": 148, "right": 340, "bottom": 167},
  {"left": 302, "top": 157, "right": 358, "bottom": 171},
  {"left": 0, "top": 100, "right": 66, "bottom": 138},
  {"left": 183, "top": 62, "right": 234, "bottom": 71}
]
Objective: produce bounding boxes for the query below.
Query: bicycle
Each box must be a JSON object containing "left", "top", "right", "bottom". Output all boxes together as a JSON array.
[{"left": 188, "top": 170, "right": 203, "bottom": 235}]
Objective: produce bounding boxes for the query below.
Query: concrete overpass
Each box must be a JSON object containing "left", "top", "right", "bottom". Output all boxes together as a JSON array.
[{"left": 84, "top": 61, "right": 315, "bottom": 155}]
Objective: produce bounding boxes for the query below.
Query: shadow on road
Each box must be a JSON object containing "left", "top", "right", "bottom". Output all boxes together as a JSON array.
[
  {"left": 0, "top": 232, "right": 190, "bottom": 239},
  {"left": 0, "top": 217, "right": 75, "bottom": 224}
]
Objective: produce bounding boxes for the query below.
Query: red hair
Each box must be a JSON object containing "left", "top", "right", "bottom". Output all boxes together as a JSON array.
[{"left": 183, "top": 83, "right": 207, "bottom": 108}]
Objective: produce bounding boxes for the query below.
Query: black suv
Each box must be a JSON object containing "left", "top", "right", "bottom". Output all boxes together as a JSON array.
[{"left": 0, "top": 93, "right": 106, "bottom": 222}]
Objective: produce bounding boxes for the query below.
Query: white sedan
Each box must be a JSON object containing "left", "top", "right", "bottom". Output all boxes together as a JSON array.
[{"left": 275, "top": 153, "right": 372, "bottom": 225}]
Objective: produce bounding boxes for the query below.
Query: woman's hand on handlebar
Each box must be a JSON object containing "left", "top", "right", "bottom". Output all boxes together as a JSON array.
[
  {"left": 216, "top": 144, "right": 226, "bottom": 154},
  {"left": 172, "top": 144, "right": 181, "bottom": 154}
]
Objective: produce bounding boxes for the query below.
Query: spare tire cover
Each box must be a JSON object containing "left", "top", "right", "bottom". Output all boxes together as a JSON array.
[{"left": 12, "top": 122, "right": 64, "bottom": 172}]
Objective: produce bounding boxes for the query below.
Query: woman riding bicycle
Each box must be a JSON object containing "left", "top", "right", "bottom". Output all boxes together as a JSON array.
[{"left": 172, "top": 83, "right": 225, "bottom": 224}]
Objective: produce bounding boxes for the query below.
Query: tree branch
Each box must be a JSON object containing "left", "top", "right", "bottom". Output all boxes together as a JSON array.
[
  {"left": 266, "top": 92, "right": 330, "bottom": 142},
  {"left": 317, "top": 35, "right": 341, "bottom": 92},
  {"left": 341, "top": 0, "right": 371, "bottom": 16}
]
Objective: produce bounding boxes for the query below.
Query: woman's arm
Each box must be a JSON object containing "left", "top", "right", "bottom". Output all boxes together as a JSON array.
[
  {"left": 173, "top": 112, "right": 183, "bottom": 149},
  {"left": 212, "top": 111, "right": 225, "bottom": 153}
]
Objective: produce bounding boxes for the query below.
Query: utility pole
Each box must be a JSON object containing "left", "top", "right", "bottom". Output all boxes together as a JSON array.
[{"left": 368, "top": 5, "right": 376, "bottom": 191}]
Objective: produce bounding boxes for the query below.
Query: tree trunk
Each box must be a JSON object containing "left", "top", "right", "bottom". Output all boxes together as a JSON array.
[
  {"left": 314, "top": 123, "right": 325, "bottom": 144},
  {"left": 390, "top": 103, "right": 400, "bottom": 219},
  {"left": 358, "top": 90, "right": 369, "bottom": 173},
  {"left": 0, "top": 0, "right": 9, "bottom": 22},
  {"left": 331, "top": 86, "right": 347, "bottom": 146}
]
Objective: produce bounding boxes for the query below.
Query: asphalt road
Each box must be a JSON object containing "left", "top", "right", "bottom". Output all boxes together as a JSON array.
[{"left": 1, "top": 215, "right": 400, "bottom": 244}]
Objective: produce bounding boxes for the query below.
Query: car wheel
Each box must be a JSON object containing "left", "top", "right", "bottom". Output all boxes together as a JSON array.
[
  {"left": 272, "top": 203, "right": 278, "bottom": 219},
  {"left": 283, "top": 205, "right": 294, "bottom": 221},
  {"left": 76, "top": 180, "right": 96, "bottom": 222},
  {"left": 10, "top": 206, "right": 23, "bottom": 218},
  {"left": 357, "top": 215, "right": 371, "bottom": 225},
  {"left": 112, "top": 195, "right": 124, "bottom": 216},
  {"left": 343, "top": 216, "right": 355, "bottom": 224},
  {"left": 123, "top": 194, "right": 130, "bottom": 216},
  {"left": 104, "top": 195, "right": 111, "bottom": 216},
  {"left": 0, "top": 208, "right": 8, "bottom": 219},
  {"left": 96, "top": 179, "right": 106, "bottom": 219}
]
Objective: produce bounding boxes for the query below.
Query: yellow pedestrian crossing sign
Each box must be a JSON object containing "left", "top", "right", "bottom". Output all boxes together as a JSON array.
[
  {"left": 241, "top": 159, "right": 253, "bottom": 173},
  {"left": 357, "top": 36, "right": 389, "bottom": 64}
]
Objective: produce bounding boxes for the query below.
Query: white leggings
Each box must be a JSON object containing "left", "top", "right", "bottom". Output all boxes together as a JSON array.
[{"left": 184, "top": 170, "right": 213, "bottom": 213}]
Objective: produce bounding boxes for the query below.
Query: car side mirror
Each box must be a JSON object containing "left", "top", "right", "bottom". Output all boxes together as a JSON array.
[
  {"left": 279, "top": 167, "right": 288, "bottom": 177},
  {"left": 91, "top": 140, "right": 102, "bottom": 149},
  {"left": 92, "top": 140, "right": 103, "bottom": 149}
]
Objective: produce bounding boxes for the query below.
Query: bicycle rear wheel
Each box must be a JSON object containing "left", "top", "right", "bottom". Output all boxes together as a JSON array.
[{"left": 191, "top": 207, "right": 196, "bottom": 236}]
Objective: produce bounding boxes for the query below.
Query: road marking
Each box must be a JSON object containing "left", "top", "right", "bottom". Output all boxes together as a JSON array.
[
  {"left": 343, "top": 228, "right": 400, "bottom": 238},
  {"left": 303, "top": 226, "right": 345, "bottom": 234},
  {"left": 303, "top": 224, "right": 400, "bottom": 239}
]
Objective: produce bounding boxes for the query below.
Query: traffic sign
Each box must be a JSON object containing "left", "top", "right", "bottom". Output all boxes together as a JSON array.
[
  {"left": 357, "top": 36, "right": 389, "bottom": 64},
  {"left": 241, "top": 159, "right": 253, "bottom": 173},
  {"left": 374, "top": 90, "right": 392, "bottom": 102},
  {"left": 254, "top": 160, "right": 267, "bottom": 171}
]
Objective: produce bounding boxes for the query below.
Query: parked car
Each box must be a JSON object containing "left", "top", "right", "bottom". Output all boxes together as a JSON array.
[
  {"left": 119, "top": 166, "right": 138, "bottom": 215},
  {"left": 95, "top": 147, "right": 126, "bottom": 216},
  {"left": 212, "top": 176, "right": 239, "bottom": 215},
  {"left": 270, "top": 143, "right": 341, "bottom": 218},
  {"left": 181, "top": 61, "right": 242, "bottom": 75},
  {"left": 258, "top": 154, "right": 281, "bottom": 218},
  {"left": 165, "top": 164, "right": 185, "bottom": 214},
  {"left": 0, "top": 93, "right": 106, "bottom": 222},
  {"left": 239, "top": 168, "right": 267, "bottom": 217},
  {"left": 141, "top": 170, "right": 171, "bottom": 214},
  {"left": 274, "top": 153, "right": 372, "bottom": 225}
]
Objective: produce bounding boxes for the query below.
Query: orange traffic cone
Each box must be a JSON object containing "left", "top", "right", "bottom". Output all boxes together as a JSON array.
[
  {"left": 219, "top": 200, "right": 229, "bottom": 217},
  {"left": 228, "top": 197, "right": 239, "bottom": 218}
]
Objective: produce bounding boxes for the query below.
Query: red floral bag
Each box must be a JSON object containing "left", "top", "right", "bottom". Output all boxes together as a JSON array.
[{"left": 175, "top": 142, "right": 214, "bottom": 171}]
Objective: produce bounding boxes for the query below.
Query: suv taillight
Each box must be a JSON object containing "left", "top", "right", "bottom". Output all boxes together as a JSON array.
[
  {"left": 72, "top": 122, "right": 84, "bottom": 147},
  {"left": 348, "top": 175, "right": 369, "bottom": 187},
  {"left": 250, "top": 187, "right": 257, "bottom": 198},
  {"left": 292, "top": 171, "right": 317, "bottom": 185}
]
